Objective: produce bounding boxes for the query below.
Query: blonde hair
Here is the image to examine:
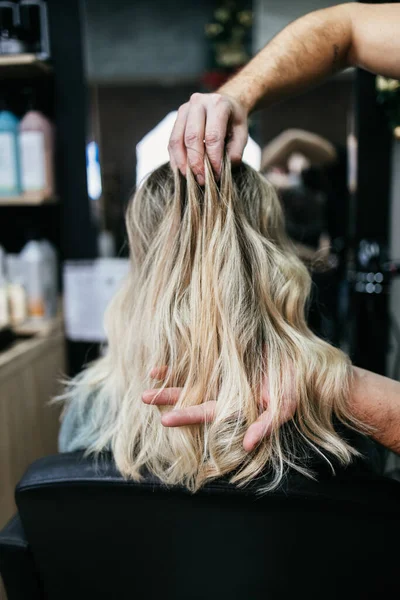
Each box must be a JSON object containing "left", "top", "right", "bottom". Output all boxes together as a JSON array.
[{"left": 61, "top": 155, "right": 365, "bottom": 491}]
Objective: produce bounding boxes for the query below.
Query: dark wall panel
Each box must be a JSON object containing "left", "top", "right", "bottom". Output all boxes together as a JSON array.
[
  {"left": 84, "top": 0, "right": 216, "bottom": 82},
  {"left": 260, "top": 79, "right": 353, "bottom": 148}
]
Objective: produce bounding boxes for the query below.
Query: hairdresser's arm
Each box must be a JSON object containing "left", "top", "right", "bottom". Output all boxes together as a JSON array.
[
  {"left": 351, "top": 367, "right": 400, "bottom": 454},
  {"left": 170, "top": 3, "right": 400, "bottom": 181},
  {"left": 143, "top": 367, "right": 400, "bottom": 454}
]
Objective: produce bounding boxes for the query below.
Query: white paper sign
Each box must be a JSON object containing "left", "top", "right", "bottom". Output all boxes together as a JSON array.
[{"left": 64, "top": 258, "right": 130, "bottom": 342}]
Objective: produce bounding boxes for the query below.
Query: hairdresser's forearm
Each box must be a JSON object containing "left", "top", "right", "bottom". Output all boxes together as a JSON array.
[
  {"left": 218, "top": 5, "right": 353, "bottom": 113},
  {"left": 351, "top": 367, "right": 400, "bottom": 454},
  {"left": 218, "top": 3, "right": 400, "bottom": 114}
]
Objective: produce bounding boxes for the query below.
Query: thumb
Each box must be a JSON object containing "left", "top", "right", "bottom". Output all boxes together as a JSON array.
[
  {"left": 243, "top": 399, "right": 297, "bottom": 452},
  {"left": 226, "top": 122, "right": 248, "bottom": 165},
  {"left": 243, "top": 411, "right": 273, "bottom": 452}
]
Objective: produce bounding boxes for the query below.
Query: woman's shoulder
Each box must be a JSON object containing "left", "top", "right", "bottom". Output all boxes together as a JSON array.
[{"left": 58, "top": 393, "right": 98, "bottom": 453}]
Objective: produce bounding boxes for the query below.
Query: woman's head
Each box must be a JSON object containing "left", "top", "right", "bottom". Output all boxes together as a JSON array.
[{"left": 63, "top": 155, "right": 364, "bottom": 491}]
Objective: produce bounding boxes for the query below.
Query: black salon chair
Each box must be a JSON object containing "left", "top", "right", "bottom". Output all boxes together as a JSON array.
[{"left": 1, "top": 451, "right": 399, "bottom": 600}]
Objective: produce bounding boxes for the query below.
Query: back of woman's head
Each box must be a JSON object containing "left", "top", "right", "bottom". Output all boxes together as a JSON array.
[{"left": 63, "top": 154, "right": 364, "bottom": 491}]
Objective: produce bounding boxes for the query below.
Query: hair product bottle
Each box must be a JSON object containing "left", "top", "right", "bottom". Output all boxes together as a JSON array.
[
  {"left": 0, "top": 101, "right": 21, "bottom": 197},
  {"left": 19, "top": 90, "right": 54, "bottom": 199},
  {"left": 6, "top": 253, "right": 27, "bottom": 325},
  {"left": 40, "top": 238, "right": 57, "bottom": 317},
  {"left": 20, "top": 237, "right": 46, "bottom": 319},
  {"left": 98, "top": 230, "right": 116, "bottom": 258},
  {"left": 0, "top": 244, "right": 10, "bottom": 328}
]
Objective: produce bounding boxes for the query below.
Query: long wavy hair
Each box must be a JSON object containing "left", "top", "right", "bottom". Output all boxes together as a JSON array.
[{"left": 60, "top": 155, "right": 366, "bottom": 491}]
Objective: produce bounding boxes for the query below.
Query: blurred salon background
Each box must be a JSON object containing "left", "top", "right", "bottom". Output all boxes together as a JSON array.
[{"left": 1, "top": 2, "right": 400, "bottom": 593}]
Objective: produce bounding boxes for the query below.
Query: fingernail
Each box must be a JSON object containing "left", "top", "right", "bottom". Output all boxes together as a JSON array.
[
  {"left": 161, "top": 414, "right": 173, "bottom": 426},
  {"left": 142, "top": 391, "right": 153, "bottom": 403},
  {"left": 196, "top": 174, "right": 205, "bottom": 186},
  {"left": 243, "top": 438, "right": 255, "bottom": 452},
  {"left": 150, "top": 368, "right": 165, "bottom": 380}
]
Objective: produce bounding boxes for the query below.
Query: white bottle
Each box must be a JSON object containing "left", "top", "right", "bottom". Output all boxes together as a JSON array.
[
  {"left": 0, "top": 244, "right": 5, "bottom": 273},
  {"left": 20, "top": 239, "right": 47, "bottom": 320},
  {"left": 40, "top": 239, "right": 58, "bottom": 317},
  {"left": 0, "top": 244, "right": 10, "bottom": 328},
  {"left": 6, "top": 254, "right": 27, "bottom": 326},
  {"left": 0, "top": 278, "right": 9, "bottom": 328},
  {"left": 98, "top": 230, "right": 116, "bottom": 258},
  {"left": 19, "top": 107, "right": 55, "bottom": 200}
]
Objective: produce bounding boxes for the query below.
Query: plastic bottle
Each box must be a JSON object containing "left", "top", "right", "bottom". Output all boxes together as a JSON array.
[
  {"left": 0, "top": 243, "right": 5, "bottom": 270},
  {"left": 0, "top": 102, "right": 21, "bottom": 197},
  {"left": 0, "top": 244, "right": 10, "bottom": 328},
  {"left": 98, "top": 230, "right": 116, "bottom": 258},
  {"left": 19, "top": 90, "right": 54, "bottom": 199},
  {"left": 6, "top": 253, "right": 27, "bottom": 325},
  {"left": 40, "top": 238, "right": 57, "bottom": 317},
  {"left": 20, "top": 238, "right": 46, "bottom": 319}
]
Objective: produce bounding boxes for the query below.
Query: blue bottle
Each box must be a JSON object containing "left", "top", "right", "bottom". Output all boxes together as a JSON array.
[{"left": 0, "top": 106, "right": 22, "bottom": 197}]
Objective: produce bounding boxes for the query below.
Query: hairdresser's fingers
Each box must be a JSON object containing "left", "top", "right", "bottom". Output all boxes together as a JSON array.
[
  {"left": 184, "top": 94, "right": 206, "bottom": 185},
  {"left": 226, "top": 121, "right": 249, "bottom": 166},
  {"left": 161, "top": 401, "right": 217, "bottom": 427},
  {"left": 260, "top": 372, "right": 270, "bottom": 409},
  {"left": 168, "top": 102, "right": 190, "bottom": 175},
  {"left": 203, "top": 96, "right": 231, "bottom": 180},
  {"left": 142, "top": 387, "right": 182, "bottom": 406},
  {"left": 243, "top": 397, "right": 297, "bottom": 452},
  {"left": 149, "top": 366, "right": 169, "bottom": 381},
  {"left": 243, "top": 411, "right": 273, "bottom": 453},
  {"left": 282, "top": 396, "right": 297, "bottom": 423}
]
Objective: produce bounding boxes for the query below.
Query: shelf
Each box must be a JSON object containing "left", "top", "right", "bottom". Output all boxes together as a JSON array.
[
  {"left": 0, "top": 53, "right": 52, "bottom": 78},
  {"left": 0, "top": 194, "right": 57, "bottom": 206},
  {"left": 13, "top": 313, "right": 64, "bottom": 339}
]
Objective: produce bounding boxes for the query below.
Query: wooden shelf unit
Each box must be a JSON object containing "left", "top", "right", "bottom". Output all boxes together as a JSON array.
[
  {"left": 0, "top": 314, "right": 65, "bottom": 531},
  {"left": 0, "top": 194, "right": 57, "bottom": 206},
  {"left": 0, "top": 53, "right": 51, "bottom": 77}
]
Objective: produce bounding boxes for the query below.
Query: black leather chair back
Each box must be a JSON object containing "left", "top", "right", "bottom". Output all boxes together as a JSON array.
[{"left": 1, "top": 451, "right": 400, "bottom": 599}]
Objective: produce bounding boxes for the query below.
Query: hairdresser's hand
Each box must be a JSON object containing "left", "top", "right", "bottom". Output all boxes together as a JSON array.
[
  {"left": 168, "top": 93, "right": 248, "bottom": 185},
  {"left": 142, "top": 367, "right": 296, "bottom": 452}
]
